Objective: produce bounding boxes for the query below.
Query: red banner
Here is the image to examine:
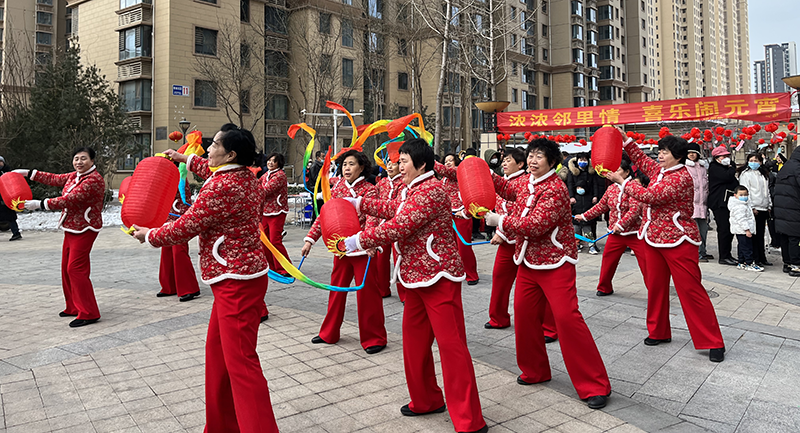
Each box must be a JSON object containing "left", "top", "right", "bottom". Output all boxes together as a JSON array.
[{"left": 497, "top": 92, "right": 793, "bottom": 134}]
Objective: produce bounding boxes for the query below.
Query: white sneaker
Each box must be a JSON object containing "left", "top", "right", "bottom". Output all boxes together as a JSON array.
[
  {"left": 737, "top": 264, "right": 747, "bottom": 270},
  {"left": 747, "top": 264, "right": 764, "bottom": 272},
  {"left": 589, "top": 246, "right": 599, "bottom": 255}
]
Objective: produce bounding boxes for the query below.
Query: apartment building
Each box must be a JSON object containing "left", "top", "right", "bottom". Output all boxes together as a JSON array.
[{"left": 759, "top": 42, "right": 797, "bottom": 93}]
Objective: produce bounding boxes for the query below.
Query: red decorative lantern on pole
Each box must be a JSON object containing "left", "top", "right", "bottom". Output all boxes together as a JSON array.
[
  {"left": 591, "top": 125, "right": 623, "bottom": 175},
  {"left": 457, "top": 156, "right": 495, "bottom": 218},
  {"left": 0, "top": 172, "right": 32, "bottom": 211},
  {"left": 121, "top": 155, "right": 180, "bottom": 231},
  {"left": 320, "top": 198, "right": 362, "bottom": 256}
]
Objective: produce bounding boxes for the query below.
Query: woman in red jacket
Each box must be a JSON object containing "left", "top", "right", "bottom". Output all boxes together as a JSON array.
[
  {"left": 260, "top": 153, "right": 291, "bottom": 275},
  {"left": 300, "top": 149, "right": 388, "bottom": 354},
  {"left": 368, "top": 160, "right": 406, "bottom": 300},
  {"left": 344, "top": 138, "right": 487, "bottom": 433},
  {"left": 132, "top": 124, "right": 278, "bottom": 433},
  {"left": 157, "top": 180, "right": 201, "bottom": 302},
  {"left": 20, "top": 147, "right": 105, "bottom": 328},
  {"left": 484, "top": 138, "right": 611, "bottom": 409},
  {"left": 605, "top": 132, "right": 725, "bottom": 363},
  {"left": 575, "top": 158, "right": 647, "bottom": 296},
  {"left": 437, "top": 154, "right": 479, "bottom": 285}
]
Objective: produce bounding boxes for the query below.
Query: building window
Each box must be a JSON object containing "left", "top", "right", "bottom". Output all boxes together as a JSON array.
[
  {"left": 197, "top": 0, "right": 216, "bottom": 4},
  {"left": 442, "top": 106, "right": 451, "bottom": 127},
  {"left": 265, "top": 94, "right": 289, "bottom": 119},
  {"left": 572, "top": 48, "right": 584, "bottom": 64},
  {"left": 571, "top": 0, "right": 583, "bottom": 16},
  {"left": 453, "top": 107, "right": 461, "bottom": 127},
  {"left": 36, "top": 32, "right": 52, "bottom": 45},
  {"left": 194, "top": 27, "right": 217, "bottom": 56},
  {"left": 265, "top": 7, "right": 288, "bottom": 34},
  {"left": 543, "top": 96, "right": 550, "bottom": 109},
  {"left": 36, "top": 11, "right": 53, "bottom": 25},
  {"left": 342, "top": 58, "right": 354, "bottom": 87},
  {"left": 264, "top": 137, "right": 289, "bottom": 154},
  {"left": 543, "top": 72, "right": 550, "bottom": 85},
  {"left": 194, "top": 80, "right": 216, "bottom": 108},
  {"left": 588, "top": 31, "right": 597, "bottom": 45},
  {"left": 600, "top": 65, "right": 614, "bottom": 79},
  {"left": 574, "top": 97, "right": 585, "bottom": 107},
  {"left": 344, "top": 99, "right": 355, "bottom": 113},
  {"left": 573, "top": 73, "right": 584, "bottom": 87},
  {"left": 541, "top": 24, "right": 548, "bottom": 37},
  {"left": 38, "top": 0, "right": 54, "bottom": 5},
  {"left": 600, "top": 86, "right": 613, "bottom": 100},
  {"left": 117, "top": 136, "right": 149, "bottom": 171},
  {"left": 265, "top": 51, "right": 288, "bottom": 77},
  {"left": 524, "top": 68, "right": 535, "bottom": 84},
  {"left": 511, "top": 62, "right": 517, "bottom": 76},
  {"left": 398, "top": 72, "right": 408, "bottom": 90},
  {"left": 239, "top": 90, "right": 250, "bottom": 114},
  {"left": 600, "top": 45, "right": 613, "bottom": 60},
  {"left": 587, "top": 76, "right": 598, "bottom": 90},
  {"left": 541, "top": 0, "right": 547, "bottom": 13},
  {"left": 588, "top": 53, "right": 598, "bottom": 68},
  {"left": 342, "top": 0, "right": 352, "bottom": 5},
  {"left": 512, "top": 89, "right": 518, "bottom": 103},
  {"left": 587, "top": 8, "right": 596, "bottom": 22},
  {"left": 120, "top": 79, "right": 152, "bottom": 111},
  {"left": 542, "top": 48, "right": 548, "bottom": 61},
  {"left": 398, "top": 38, "right": 408, "bottom": 56},
  {"left": 571, "top": 25, "right": 583, "bottom": 40},
  {"left": 366, "top": 0, "right": 382, "bottom": 19},
  {"left": 241, "top": 0, "right": 250, "bottom": 22},
  {"left": 319, "top": 12, "right": 331, "bottom": 34},
  {"left": 599, "top": 5, "right": 612, "bottom": 20},
  {"left": 342, "top": 19, "right": 353, "bottom": 47},
  {"left": 365, "top": 31, "right": 384, "bottom": 53},
  {"left": 320, "top": 54, "right": 332, "bottom": 74},
  {"left": 599, "top": 25, "right": 612, "bottom": 40},
  {"left": 240, "top": 43, "right": 250, "bottom": 68},
  {"left": 119, "top": 26, "right": 152, "bottom": 60},
  {"left": 119, "top": 0, "right": 150, "bottom": 8}
]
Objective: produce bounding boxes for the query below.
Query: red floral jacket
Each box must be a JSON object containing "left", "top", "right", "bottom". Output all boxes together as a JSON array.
[
  {"left": 261, "top": 169, "right": 289, "bottom": 216},
  {"left": 356, "top": 171, "right": 465, "bottom": 287},
  {"left": 146, "top": 156, "right": 268, "bottom": 285},
  {"left": 492, "top": 169, "right": 528, "bottom": 244},
  {"left": 582, "top": 181, "right": 644, "bottom": 236},
  {"left": 304, "top": 176, "right": 376, "bottom": 257},
  {"left": 167, "top": 183, "right": 192, "bottom": 222},
  {"left": 434, "top": 161, "right": 465, "bottom": 215},
  {"left": 622, "top": 140, "right": 701, "bottom": 248},
  {"left": 498, "top": 169, "right": 579, "bottom": 269},
  {"left": 31, "top": 166, "right": 105, "bottom": 234}
]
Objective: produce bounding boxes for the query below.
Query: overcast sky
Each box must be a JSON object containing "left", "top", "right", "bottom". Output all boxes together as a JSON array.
[{"left": 748, "top": 0, "right": 797, "bottom": 91}]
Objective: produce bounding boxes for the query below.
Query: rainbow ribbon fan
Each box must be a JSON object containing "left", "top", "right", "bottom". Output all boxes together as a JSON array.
[
  {"left": 268, "top": 256, "right": 305, "bottom": 284},
  {"left": 452, "top": 221, "right": 491, "bottom": 246}
]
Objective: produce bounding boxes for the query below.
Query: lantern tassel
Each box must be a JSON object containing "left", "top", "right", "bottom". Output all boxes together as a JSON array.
[
  {"left": 10, "top": 197, "right": 25, "bottom": 212},
  {"left": 467, "top": 203, "right": 491, "bottom": 219}
]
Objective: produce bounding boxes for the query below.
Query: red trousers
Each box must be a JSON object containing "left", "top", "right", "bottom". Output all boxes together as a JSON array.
[
  {"left": 597, "top": 234, "right": 648, "bottom": 294},
  {"left": 158, "top": 243, "right": 200, "bottom": 297},
  {"left": 376, "top": 249, "right": 392, "bottom": 297},
  {"left": 261, "top": 214, "right": 290, "bottom": 274},
  {"left": 318, "top": 255, "right": 387, "bottom": 349},
  {"left": 61, "top": 231, "right": 100, "bottom": 320},
  {"left": 204, "top": 275, "right": 278, "bottom": 433},
  {"left": 403, "top": 280, "right": 485, "bottom": 432},
  {"left": 454, "top": 217, "right": 479, "bottom": 281},
  {"left": 515, "top": 264, "right": 611, "bottom": 399},
  {"left": 644, "top": 242, "right": 724, "bottom": 349},
  {"left": 488, "top": 242, "right": 557, "bottom": 338}
]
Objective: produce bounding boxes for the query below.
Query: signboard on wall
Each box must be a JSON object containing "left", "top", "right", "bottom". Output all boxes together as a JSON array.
[{"left": 172, "top": 85, "right": 190, "bottom": 97}]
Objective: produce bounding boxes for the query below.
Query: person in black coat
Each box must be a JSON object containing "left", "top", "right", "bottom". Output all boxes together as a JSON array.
[
  {"left": 307, "top": 151, "right": 325, "bottom": 223},
  {"left": 774, "top": 150, "right": 800, "bottom": 276},
  {"left": 707, "top": 146, "right": 738, "bottom": 265},
  {"left": 567, "top": 152, "right": 602, "bottom": 254},
  {"left": 0, "top": 156, "right": 22, "bottom": 241},
  {"left": 767, "top": 153, "right": 787, "bottom": 249}
]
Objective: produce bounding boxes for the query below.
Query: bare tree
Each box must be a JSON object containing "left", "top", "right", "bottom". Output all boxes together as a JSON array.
[{"left": 394, "top": 0, "right": 439, "bottom": 115}]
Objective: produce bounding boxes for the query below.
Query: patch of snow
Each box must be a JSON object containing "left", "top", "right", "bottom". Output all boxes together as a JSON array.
[{"left": 17, "top": 204, "right": 123, "bottom": 231}]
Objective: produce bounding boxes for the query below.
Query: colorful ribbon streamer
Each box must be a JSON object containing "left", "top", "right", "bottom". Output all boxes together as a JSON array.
[
  {"left": 268, "top": 256, "right": 305, "bottom": 284},
  {"left": 452, "top": 221, "right": 491, "bottom": 245},
  {"left": 259, "top": 228, "right": 370, "bottom": 292}
]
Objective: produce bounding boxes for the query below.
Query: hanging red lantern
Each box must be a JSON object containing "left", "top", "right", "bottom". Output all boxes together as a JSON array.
[
  {"left": 0, "top": 172, "right": 32, "bottom": 212},
  {"left": 579, "top": 139, "right": 587, "bottom": 146},
  {"left": 496, "top": 134, "right": 504, "bottom": 142},
  {"left": 320, "top": 198, "right": 362, "bottom": 256},
  {"left": 121, "top": 156, "right": 180, "bottom": 230},
  {"left": 746, "top": 135, "right": 753, "bottom": 141},
  {"left": 591, "top": 125, "right": 623, "bottom": 175},
  {"left": 758, "top": 138, "right": 765, "bottom": 144},
  {"left": 168, "top": 131, "right": 183, "bottom": 142},
  {"left": 789, "top": 123, "right": 796, "bottom": 131},
  {"left": 724, "top": 129, "right": 732, "bottom": 137},
  {"left": 753, "top": 124, "right": 762, "bottom": 132},
  {"left": 715, "top": 126, "right": 724, "bottom": 134},
  {"left": 118, "top": 176, "right": 132, "bottom": 204},
  {"left": 457, "top": 157, "right": 495, "bottom": 218}
]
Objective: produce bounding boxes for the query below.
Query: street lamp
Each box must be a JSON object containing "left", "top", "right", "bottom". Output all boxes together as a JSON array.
[
  {"left": 178, "top": 117, "right": 191, "bottom": 144},
  {"left": 781, "top": 75, "right": 800, "bottom": 155},
  {"left": 475, "top": 101, "right": 510, "bottom": 153}
]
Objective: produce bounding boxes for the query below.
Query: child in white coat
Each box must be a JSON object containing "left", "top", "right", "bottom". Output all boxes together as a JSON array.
[{"left": 729, "top": 185, "right": 764, "bottom": 272}]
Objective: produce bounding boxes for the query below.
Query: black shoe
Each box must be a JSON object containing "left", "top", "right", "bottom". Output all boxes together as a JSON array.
[
  {"left": 484, "top": 322, "right": 509, "bottom": 329},
  {"left": 9, "top": 234, "right": 22, "bottom": 241},
  {"left": 587, "top": 395, "right": 609, "bottom": 409},
  {"left": 709, "top": 347, "right": 725, "bottom": 362},
  {"left": 703, "top": 254, "right": 715, "bottom": 260},
  {"left": 596, "top": 290, "right": 614, "bottom": 296},
  {"left": 179, "top": 291, "right": 200, "bottom": 302},
  {"left": 544, "top": 336, "right": 557, "bottom": 344},
  {"left": 365, "top": 345, "right": 386, "bottom": 354},
  {"left": 791, "top": 269, "right": 800, "bottom": 278},
  {"left": 400, "top": 403, "right": 446, "bottom": 416},
  {"left": 382, "top": 294, "right": 392, "bottom": 298},
  {"left": 699, "top": 257, "right": 709, "bottom": 263},
  {"left": 59, "top": 311, "right": 78, "bottom": 317},
  {"left": 156, "top": 292, "right": 176, "bottom": 297},
  {"left": 472, "top": 233, "right": 486, "bottom": 240},
  {"left": 757, "top": 261, "right": 773, "bottom": 266},
  {"left": 260, "top": 315, "right": 269, "bottom": 323},
  {"left": 719, "top": 258, "right": 738, "bottom": 266},
  {"left": 784, "top": 264, "right": 792, "bottom": 273},
  {"left": 644, "top": 337, "right": 671, "bottom": 346},
  {"left": 516, "top": 375, "right": 550, "bottom": 385},
  {"left": 311, "top": 335, "right": 329, "bottom": 344},
  {"left": 467, "top": 279, "right": 479, "bottom": 286},
  {"left": 459, "top": 425, "right": 488, "bottom": 433},
  {"left": 69, "top": 318, "right": 99, "bottom": 328}
]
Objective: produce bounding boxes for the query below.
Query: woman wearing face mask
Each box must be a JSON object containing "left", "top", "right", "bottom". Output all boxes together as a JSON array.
[
  {"left": 707, "top": 146, "right": 739, "bottom": 266},
  {"left": 368, "top": 160, "right": 406, "bottom": 300},
  {"left": 567, "top": 152, "right": 601, "bottom": 254},
  {"left": 737, "top": 153, "right": 772, "bottom": 267},
  {"left": 436, "top": 153, "right": 480, "bottom": 285},
  {"left": 685, "top": 143, "right": 711, "bottom": 262},
  {"left": 17, "top": 147, "right": 105, "bottom": 328},
  {"left": 300, "top": 150, "right": 388, "bottom": 354}
]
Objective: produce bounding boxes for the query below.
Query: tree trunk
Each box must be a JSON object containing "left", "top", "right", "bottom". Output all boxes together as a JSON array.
[
  {"left": 488, "top": 0, "right": 496, "bottom": 100},
  {"left": 434, "top": 0, "right": 452, "bottom": 155}
]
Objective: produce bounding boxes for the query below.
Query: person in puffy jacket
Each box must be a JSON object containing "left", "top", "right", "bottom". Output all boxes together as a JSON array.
[
  {"left": 567, "top": 152, "right": 602, "bottom": 254},
  {"left": 728, "top": 186, "right": 763, "bottom": 272},
  {"left": 774, "top": 149, "right": 800, "bottom": 276},
  {"left": 707, "top": 146, "right": 739, "bottom": 265},
  {"left": 737, "top": 152, "right": 772, "bottom": 267},
  {"left": 685, "top": 143, "right": 710, "bottom": 261}
]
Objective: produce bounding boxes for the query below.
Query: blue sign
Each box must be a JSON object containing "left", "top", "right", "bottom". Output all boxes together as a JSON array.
[{"left": 172, "top": 85, "right": 182, "bottom": 96}]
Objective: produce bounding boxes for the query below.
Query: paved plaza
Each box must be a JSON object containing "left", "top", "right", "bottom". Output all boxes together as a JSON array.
[{"left": 3, "top": 219, "right": 800, "bottom": 432}]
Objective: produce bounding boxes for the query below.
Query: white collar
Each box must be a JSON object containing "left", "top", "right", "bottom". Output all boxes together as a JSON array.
[
  {"left": 390, "top": 173, "right": 402, "bottom": 182},
  {"left": 268, "top": 168, "right": 280, "bottom": 174},
  {"left": 660, "top": 163, "right": 684, "bottom": 174},
  {"left": 409, "top": 170, "right": 434, "bottom": 188},
  {"left": 345, "top": 176, "right": 364, "bottom": 189},
  {"left": 530, "top": 169, "right": 556, "bottom": 185},
  {"left": 76, "top": 165, "right": 97, "bottom": 178},
  {"left": 212, "top": 164, "right": 244, "bottom": 175},
  {"left": 505, "top": 169, "right": 524, "bottom": 180}
]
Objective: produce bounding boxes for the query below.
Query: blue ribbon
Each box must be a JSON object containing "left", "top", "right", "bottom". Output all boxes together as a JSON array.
[
  {"left": 268, "top": 256, "right": 305, "bottom": 284},
  {"left": 452, "top": 221, "right": 491, "bottom": 245}
]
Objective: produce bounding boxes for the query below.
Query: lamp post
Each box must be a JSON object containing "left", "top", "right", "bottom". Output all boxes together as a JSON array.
[
  {"left": 178, "top": 117, "right": 191, "bottom": 144},
  {"left": 781, "top": 75, "right": 800, "bottom": 155},
  {"left": 475, "top": 101, "right": 510, "bottom": 154}
]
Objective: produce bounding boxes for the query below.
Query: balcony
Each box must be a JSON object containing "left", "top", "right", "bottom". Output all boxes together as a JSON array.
[
  {"left": 573, "top": 88, "right": 586, "bottom": 97},
  {"left": 116, "top": 59, "right": 152, "bottom": 82},
  {"left": 117, "top": 6, "right": 152, "bottom": 28},
  {"left": 265, "top": 35, "right": 289, "bottom": 52}
]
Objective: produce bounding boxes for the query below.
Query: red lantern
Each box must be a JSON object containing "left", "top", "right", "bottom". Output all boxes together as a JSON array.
[
  {"left": 579, "top": 139, "right": 587, "bottom": 146},
  {"left": 320, "top": 198, "right": 361, "bottom": 256},
  {"left": 758, "top": 138, "right": 765, "bottom": 144},
  {"left": 457, "top": 157, "right": 495, "bottom": 218},
  {"left": 118, "top": 176, "right": 132, "bottom": 204},
  {"left": 753, "top": 124, "right": 762, "bottom": 132},
  {"left": 0, "top": 172, "right": 32, "bottom": 211},
  {"left": 715, "top": 127, "right": 724, "bottom": 134},
  {"left": 591, "top": 126, "right": 623, "bottom": 175},
  {"left": 724, "top": 129, "right": 732, "bottom": 137},
  {"left": 746, "top": 135, "right": 753, "bottom": 141},
  {"left": 496, "top": 134, "right": 504, "bottom": 142},
  {"left": 121, "top": 156, "right": 180, "bottom": 229},
  {"left": 168, "top": 131, "right": 183, "bottom": 142},
  {"left": 789, "top": 123, "right": 796, "bottom": 131}
]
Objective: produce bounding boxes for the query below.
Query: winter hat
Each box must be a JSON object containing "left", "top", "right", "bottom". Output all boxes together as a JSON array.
[
  {"left": 711, "top": 145, "right": 730, "bottom": 157},
  {"left": 687, "top": 143, "right": 702, "bottom": 154},
  {"left": 0, "top": 156, "right": 5, "bottom": 163}
]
